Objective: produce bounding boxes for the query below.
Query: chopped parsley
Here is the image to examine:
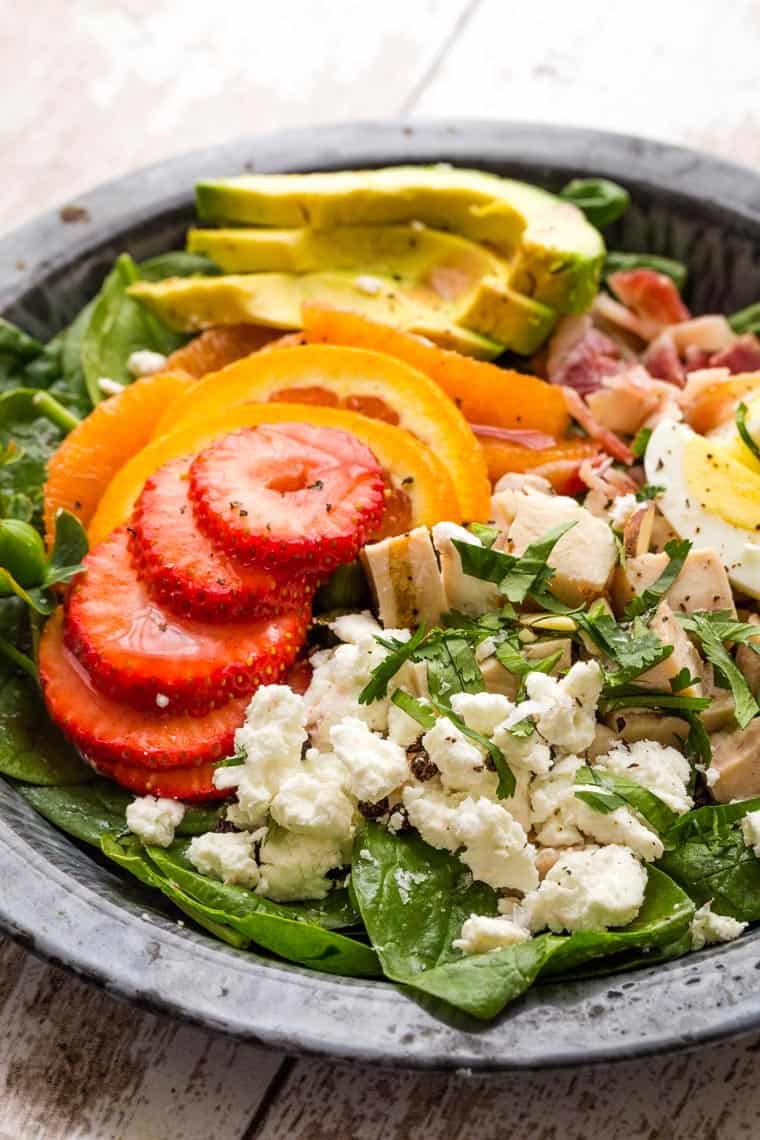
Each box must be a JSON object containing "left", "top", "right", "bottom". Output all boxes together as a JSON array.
[
  {"left": 624, "top": 538, "right": 691, "bottom": 618},
  {"left": 676, "top": 611, "right": 759, "bottom": 729}
]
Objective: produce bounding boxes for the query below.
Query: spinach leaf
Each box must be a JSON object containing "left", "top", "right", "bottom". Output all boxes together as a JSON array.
[
  {"left": 138, "top": 251, "right": 221, "bottom": 281},
  {"left": 18, "top": 780, "right": 130, "bottom": 845},
  {"left": 43, "top": 509, "right": 88, "bottom": 587},
  {"left": 0, "top": 319, "right": 44, "bottom": 389},
  {"left": 603, "top": 252, "right": 687, "bottom": 291},
  {"left": 558, "top": 179, "right": 630, "bottom": 229},
  {"left": 52, "top": 301, "right": 95, "bottom": 418},
  {"left": 351, "top": 824, "right": 498, "bottom": 979},
  {"left": 0, "top": 673, "right": 92, "bottom": 785},
  {"left": 101, "top": 834, "right": 249, "bottom": 948},
  {"left": 80, "top": 254, "right": 183, "bottom": 405},
  {"left": 146, "top": 842, "right": 379, "bottom": 976},
  {"left": 410, "top": 867, "right": 693, "bottom": 1019},
  {"left": 728, "top": 301, "right": 760, "bottom": 336},
  {"left": 658, "top": 798, "right": 760, "bottom": 920},
  {"left": 0, "top": 389, "right": 64, "bottom": 524},
  {"left": 624, "top": 538, "right": 691, "bottom": 618}
]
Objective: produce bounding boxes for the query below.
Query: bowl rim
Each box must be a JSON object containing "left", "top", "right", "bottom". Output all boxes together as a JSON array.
[{"left": 3, "top": 119, "right": 760, "bottom": 1071}]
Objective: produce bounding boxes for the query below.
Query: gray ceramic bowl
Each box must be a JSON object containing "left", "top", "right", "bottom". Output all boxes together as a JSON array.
[{"left": 2, "top": 122, "right": 760, "bottom": 1071}]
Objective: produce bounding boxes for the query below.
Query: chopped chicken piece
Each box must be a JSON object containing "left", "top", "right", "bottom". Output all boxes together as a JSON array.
[
  {"left": 638, "top": 600, "right": 703, "bottom": 696},
  {"left": 360, "top": 527, "right": 446, "bottom": 629},
  {"left": 710, "top": 718, "right": 760, "bottom": 803},
  {"left": 603, "top": 710, "right": 689, "bottom": 749},
  {"left": 612, "top": 549, "right": 735, "bottom": 616}
]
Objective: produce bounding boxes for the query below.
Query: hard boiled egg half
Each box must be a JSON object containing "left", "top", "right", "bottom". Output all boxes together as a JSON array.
[{"left": 646, "top": 394, "right": 760, "bottom": 599}]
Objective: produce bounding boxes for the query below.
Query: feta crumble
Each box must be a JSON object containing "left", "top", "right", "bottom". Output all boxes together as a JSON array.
[
  {"left": 126, "top": 795, "right": 185, "bottom": 848},
  {"left": 689, "top": 902, "right": 747, "bottom": 951},
  {"left": 454, "top": 914, "right": 531, "bottom": 955},
  {"left": 524, "top": 845, "right": 647, "bottom": 934},
  {"left": 524, "top": 661, "right": 603, "bottom": 753},
  {"left": 740, "top": 809, "right": 760, "bottom": 858},
  {"left": 596, "top": 740, "right": 693, "bottom": 814},
  {"left": 257, "top": 829, "right": 347, "bottom": 901},
  {"left": 330, "top": 717, "right": 408, "bottom": 803},
  {"left": 187, "top": 831, "right": 261, "bottom": 888},
  {"left": 127, "top": 349, "right": 168, "bottom": 376}
]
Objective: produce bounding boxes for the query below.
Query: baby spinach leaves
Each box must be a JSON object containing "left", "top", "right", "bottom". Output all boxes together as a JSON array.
[
  {"left": 0, "top": 674, "right": 92, "bottom": 785},
  {"left": 559, "top": 178, "right": 630, "bottom": 229},
  {"left": 80, "top": 254, "right": 184, "bottom": 405},
  {"left": 657, "top": 798, "right": 760, "bottom": 920},
  {"left": 19, "top": 780, "right": 132, "bottom": 845}
]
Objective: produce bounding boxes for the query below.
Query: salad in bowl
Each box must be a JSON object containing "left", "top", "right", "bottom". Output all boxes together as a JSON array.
[{"left": 3, "top": 165, "right": 760, "bottom": 1021}]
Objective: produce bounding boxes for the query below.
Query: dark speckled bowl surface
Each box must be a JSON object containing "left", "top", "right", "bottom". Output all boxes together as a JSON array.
[{"left": 2, "top": 122, "right": 760, "bottom": 1070}]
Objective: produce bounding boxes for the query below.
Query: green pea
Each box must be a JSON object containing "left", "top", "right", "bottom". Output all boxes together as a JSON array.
[
  {"left": 0, "top": 519, "right": 48, "bottom": 588},
  {"left": 559, "top": 178, "right": 631, "bottom": 229}
]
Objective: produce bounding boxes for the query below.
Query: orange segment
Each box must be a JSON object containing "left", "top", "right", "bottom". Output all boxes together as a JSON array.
[
  {"left": 89, "top": 402, "right": 461, "bottom": 547},
  {"left": 153, "top": 343, "right": 491, "bottom": 521},
  {"left": 163, "top": 323, "right": 282, "bottom": 377},
  {"left": 43, "top": 370, "right": 194, "bottom": 546},
  {"left": 300, "top": 304, "right": 570, "bottom": 437},
  {"left": 480, "top": 436, "right": 599, "bottom": 484}
]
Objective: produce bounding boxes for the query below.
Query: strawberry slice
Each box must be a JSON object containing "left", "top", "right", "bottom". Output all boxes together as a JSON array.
[
  {"left": 91, "top": 757, "right": 227, "bottom": 801},
  {"left": 131, "top": 457, "right": 316, "bottom": 620},
  {"left": 65, "top": 529, "right": 309, "bottom": 715},
  {"left": 189, "top": 423, "right": 385, "bottom": 573},
  {"left": 40, "top": 610, "right": 247, "bottom": 770}
]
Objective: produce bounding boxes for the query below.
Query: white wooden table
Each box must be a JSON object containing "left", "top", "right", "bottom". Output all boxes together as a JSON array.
[{"left": 3, "top": 1, "right": 760, "bottom": 1135}]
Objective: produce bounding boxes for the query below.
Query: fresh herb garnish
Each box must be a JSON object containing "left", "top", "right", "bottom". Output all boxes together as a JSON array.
[
  {"left": 624, "top": 538, "right": 691, "bottom": 618},
  {"left": 736, "top": 402, "right": 760, "bottom": 465},
  {"left": 452, "top": 521, "right": 575, "bottom": 607},
  {"left": 578, "top": 604, "right": 672, "bottom": 686},
  {"left": 468, "top": 522, "right": 499, "bottom": 549},
  {"left": 358, "top": 624, "right": 429, "bottom": 704},
  {"left": 631, "top": 427, "right": 653, "bottom": 459},
  {"left": 676, "top": 611, "right": 759, "bottom": 729}
]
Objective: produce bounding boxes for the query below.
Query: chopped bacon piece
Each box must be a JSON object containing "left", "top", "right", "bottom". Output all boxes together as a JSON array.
[
  {"left": 684, "top": 346, "right": 713, "bottom": 372},
  {"left": 470, "top": 424, "right": 556, "bottom": 449},
  {"left": 608, "top": 269, "right": 690, "bottom": 326},
  {"left": 546, "top": 315, "right": 623, "bottom": 395},
  {"left": 709, "top": 334, "right": 760, "bottom": 374},
  {"left": 561, "top": 386, "right": 634, "bottom": 465},
  {"left": 644, "top": 331, "right": 686, "bottom": 386},
  {"left": 592, "top": 292, "right": 661, "bottom": 342}
]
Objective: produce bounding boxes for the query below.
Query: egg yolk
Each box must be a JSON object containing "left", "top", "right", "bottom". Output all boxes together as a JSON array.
[{"left": 685, "top": 434, "right": 760, "bottom": 533}]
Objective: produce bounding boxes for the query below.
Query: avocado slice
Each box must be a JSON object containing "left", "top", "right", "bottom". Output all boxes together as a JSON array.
[
  {"left": 186, "top": 224, "right": 555, "bottom": 353},
  {"left": 194, "top": 166, "right": 603, "bottom": 314},
  {"left": 128, "top": 272, "right": 504, "bottom": 359}
]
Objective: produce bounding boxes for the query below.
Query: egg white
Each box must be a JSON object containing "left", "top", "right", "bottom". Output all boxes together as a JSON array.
[{"left": 645, "top": 417, "right": 760, "bottom": 599}]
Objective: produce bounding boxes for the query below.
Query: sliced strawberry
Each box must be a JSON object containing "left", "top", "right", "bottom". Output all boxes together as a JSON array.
[
  {"left": 40, "top": 610, "right": 247, "bottom": 770},
  {"left": 189, "top": 424, "right": 385, "bottom": 574},
  {"left": 131, "top": 457, "right": 316, "bottom": 620},
  {"left": 65, "top": 529, "right": 309, "bottom": 715},
  {"left": 90, "top": 756, "right": 227, "bottom": 801}
]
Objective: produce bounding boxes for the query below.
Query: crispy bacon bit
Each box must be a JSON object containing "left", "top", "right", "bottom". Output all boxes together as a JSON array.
[
  {"left": 561, "top": 386, "right": 634, "bottom": 465},
  {"left": 608, "top": 269, "right": 691, "bottom": 326},
  {"left": 546, "top": 315, "right": 623, "bottom": 395},
  {"left": 644, "top": 331, "right": 686, "bottom": 386},
  {"left": 470, "top": 424, "right": 556, "bottom": 449},
  {"left": 709, "top": 333, "right": 760, "bottom": 374}
]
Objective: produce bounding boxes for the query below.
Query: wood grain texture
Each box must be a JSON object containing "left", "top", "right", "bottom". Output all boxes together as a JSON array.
[{"left": 0, "top": 939, "right": 281, "bottom": 1140}]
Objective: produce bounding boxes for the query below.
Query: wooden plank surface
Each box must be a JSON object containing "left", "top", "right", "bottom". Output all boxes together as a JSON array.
[{"left": 2, "top": 1, "right": 760, "bottom": 1136}]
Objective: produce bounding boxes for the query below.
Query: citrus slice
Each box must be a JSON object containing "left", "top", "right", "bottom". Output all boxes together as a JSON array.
[
  {"left": 43, "top": 369, "right": 193, "bottom": 546},
  {"left": 479, "top": 436, "right": 599, "bottom": 484},
  {"left": 153, "top": 343, "right": 491, "bottom": 521},
  {"left": 89, "top": 403, "right": 461, "bottom": 546},
  {"left": 163, "top": 323, "right": 281, "bottom": 377},
  {"left": 299, "top": 304, "right": 570, "bottom": 437}
]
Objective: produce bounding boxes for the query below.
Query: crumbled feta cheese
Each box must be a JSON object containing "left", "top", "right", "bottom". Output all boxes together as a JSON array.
[
  {"left": 330, "top": 717, "right": 408, "bottom": 803},
  {"left": 127, "top": 349, "right": 168, "bottom": 376},
  {"left": 475, "top": 636, "right": 497, "bottom": 664},
  {"left": 402, "top": 783, "right": 461, "bottom": 851},
  {"left": 524, "top": 661, "right": 603, "bottom": 752},
  {"left": 571, "top": 796, "right": 664, "bottom": 861},
  {"left": 705, "top": 766, "right": 720, "bottom": 788},
  {"left": 431, "top": 522, "right": 502, "bottom": 617},
  {"left": 530, "top": 753, "right": 585, "bottom": 840},
  {"left": 741, "top": 809, "right": 760, "bottom": 858},
  {"left": 98, "top": 377, "right": 125, "bottom": 397},
  {"left": 453, "top": 797, "right": 538, "bottom": 892},
  {"left": 421, "top": 715, "right": 497, "bottom": 797},
  {"left": 450, "top": 691, "right": 513, "bottom": 737},
  {"left": 270, "top": 750, "right": 354, "bottom": 840},
  {"left": 304, "top": 640, "right": 392, "bottom": 747},
  {"left": 608, "top": 492, "right": 638, "bottom": 530},
  {"left": 387, "top": 809, "right": 407, "bottom": 834},
  {"left": 126, "top": 795, "right": 185, "bottom": 848},
  {"left": 386, "top": 698, "right": 423, "bottom": 748},
  {"left": 689, "top": 902, "right": 747, "bottom": 950},
  {"left": 493, "top": 709, "right": 553, "bottom": 777},
  {"left": 354, "top": 274, "right": 383, "bottom": 296},
  {"left": 525, "top": 845, "right": 647, "bottom": 934},
  {"left": 453, "top": 913, "right": 531, "bottom": 954},
  {"left": 257, "top": 829, "right": 346, "bottom": 901},
  {"left": 596, "top": 740, "right": 693, "bottom": 814},
  {"left": 220, "top": 685, "right": 307, "bottom": 827},
  {"left": 187, "top": 831, "right": 261, "bottom": 888},
  {"left": 393, "top": 867, "right": 427, "bottom": 903},
  {"left": 155, "top": 692, "right": 170, "bottom": 709},
  {"left": 328, "top": 610, "right": 383, "bottom": 645}
]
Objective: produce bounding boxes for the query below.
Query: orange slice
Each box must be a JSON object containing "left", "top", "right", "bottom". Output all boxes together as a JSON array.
[
  {"left": 89, "top": 402, "right": 461, "bottom": 547},
  {"left": 163, "top": 323, "right": 281, "bottom": 378},
  {"left": 479, "top": 436, "right": 599, "bottom": 485},
  {"left": 300, "top": 304, "right": 570, "bottom": 437},
  {"left": 153, "top": 344, "right": 491, "bottom": 521},
  {"left": 43, "top": 370, "right": 194, "bottom": 546}
]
